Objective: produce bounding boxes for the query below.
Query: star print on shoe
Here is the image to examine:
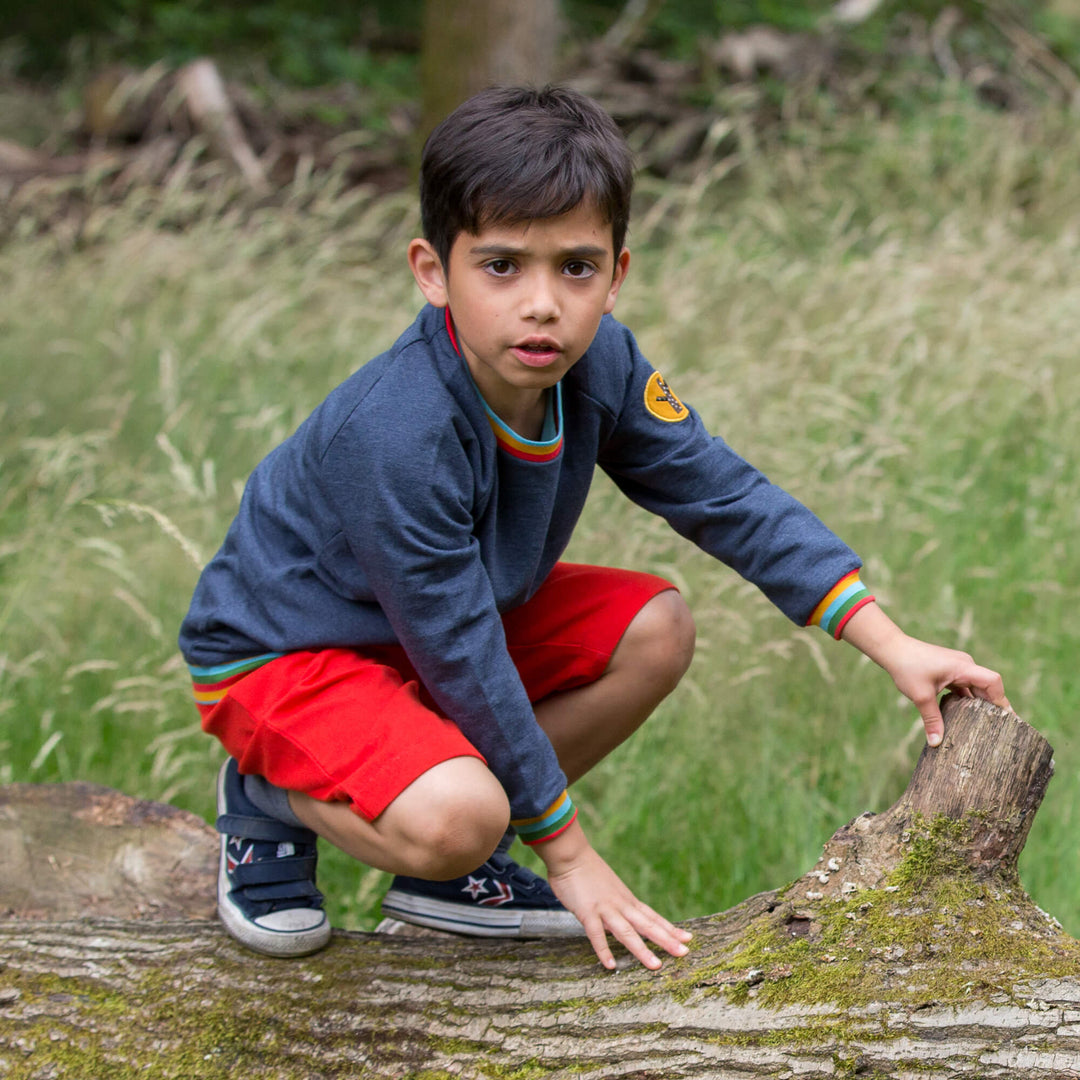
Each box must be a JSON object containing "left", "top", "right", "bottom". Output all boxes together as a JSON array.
[{"left": 380, "top": 851, "right": 585, "bottom": 937}]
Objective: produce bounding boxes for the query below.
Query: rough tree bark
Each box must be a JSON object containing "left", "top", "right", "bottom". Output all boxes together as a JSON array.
[{"left": 2, "top": 696, "right": 1080, "bottom": 1079}]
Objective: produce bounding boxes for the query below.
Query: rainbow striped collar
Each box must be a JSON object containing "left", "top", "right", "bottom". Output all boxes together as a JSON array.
[{"left": 479, "top": 384, "right": 563, "bottom": 463}]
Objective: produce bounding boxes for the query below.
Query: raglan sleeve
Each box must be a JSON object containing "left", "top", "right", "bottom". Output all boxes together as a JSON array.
[
  {"left": 315, "top": 401, "right": 573, "bottom": 834},
  {"left": 594, "top": 323, "right": 873, "bottom": 636}
]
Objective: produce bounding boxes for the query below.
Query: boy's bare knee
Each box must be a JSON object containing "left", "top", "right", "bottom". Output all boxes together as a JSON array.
[
  {"left": 618, "top": 589, "right": 696, "bottom": 690},
  {"left": 388, "top": 758, "right": 509, "bottom": 879}
]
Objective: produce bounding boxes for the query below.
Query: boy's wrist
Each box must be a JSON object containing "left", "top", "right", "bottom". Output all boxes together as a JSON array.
[
  {"left": 533, "top": 818, "right": 590, "bottom": 875},
  {"left": 838, "top": 600, "right": 907, "bottom": 668}
]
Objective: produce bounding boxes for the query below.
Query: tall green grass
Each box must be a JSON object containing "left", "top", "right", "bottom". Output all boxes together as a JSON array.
[{"left": 2, "top": 98, "right": 1078, "bottom": 935}]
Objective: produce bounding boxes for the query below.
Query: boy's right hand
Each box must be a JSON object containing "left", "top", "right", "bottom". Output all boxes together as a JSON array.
[{"left": 536, "top": 820, "right": 692, "bottom": 971}]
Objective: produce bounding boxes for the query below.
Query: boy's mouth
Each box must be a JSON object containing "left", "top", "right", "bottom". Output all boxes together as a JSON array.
[{"left": 513, "top": 338, "right": 562, "bottom": 367}]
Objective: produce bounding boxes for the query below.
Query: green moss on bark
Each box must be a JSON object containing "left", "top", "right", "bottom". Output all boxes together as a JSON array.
[{"left": 695, "top": 813, "right": 1080, "bottom": 1013}]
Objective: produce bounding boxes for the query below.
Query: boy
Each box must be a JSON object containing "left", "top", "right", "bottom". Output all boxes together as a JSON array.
[{"left": 180, "top": 85, "right": 1009, "bottom": 972}]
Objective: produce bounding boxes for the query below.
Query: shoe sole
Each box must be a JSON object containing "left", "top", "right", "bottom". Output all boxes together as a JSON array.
[
  {"left": 216, "top": 761, "right": 332, "bottom": 958},
  {"left": 381, "top": 888, "right": 585, "bottom": 938}
]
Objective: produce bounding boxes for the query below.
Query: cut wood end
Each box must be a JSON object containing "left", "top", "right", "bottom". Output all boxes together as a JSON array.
[{"left": 0, "top": 783, "right": 217, "bottom": 922}]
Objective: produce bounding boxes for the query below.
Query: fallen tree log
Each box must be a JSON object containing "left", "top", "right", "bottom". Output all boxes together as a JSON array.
[{"left": 2, "top": 695, "right": 1079, "bottom": 1079}]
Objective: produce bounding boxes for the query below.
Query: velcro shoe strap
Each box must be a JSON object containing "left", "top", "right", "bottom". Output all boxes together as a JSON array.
[
  {"left": 216, "top": 813, "right": 315, "bottom": 845},
  {"left": 243, "top": 880, "right": 324, "bottom": 903},
  {"left": 230, "top": 854, "right": 318, "bottom": 888}
]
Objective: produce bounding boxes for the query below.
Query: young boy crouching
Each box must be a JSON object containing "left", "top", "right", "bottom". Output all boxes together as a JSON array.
[{"left": 180, "top": 85, "right": 1008, "bottom": 971}]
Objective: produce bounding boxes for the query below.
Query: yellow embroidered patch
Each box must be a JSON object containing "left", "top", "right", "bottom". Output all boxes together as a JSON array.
[{"left": 644, "top": 371, "right": 688, "bottom": 422}]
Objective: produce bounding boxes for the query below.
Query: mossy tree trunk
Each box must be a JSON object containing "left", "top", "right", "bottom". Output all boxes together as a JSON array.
[{"left": 3, "top": 696, "right": 1080, "bottom": 1079}]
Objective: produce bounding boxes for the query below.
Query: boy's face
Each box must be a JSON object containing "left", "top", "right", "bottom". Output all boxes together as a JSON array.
[{"left": 409, "top": 202, "right": 630, "bottom": 427}]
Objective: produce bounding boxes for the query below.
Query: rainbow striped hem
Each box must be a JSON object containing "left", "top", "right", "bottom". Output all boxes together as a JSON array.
[
  {"left": 807, "top": 571, "right": 875, "bottom": 639},
  {"left": 512, "top": 791, "right": 578, "bottom": 846},
  {"left": 188, "top": 653, "right": 283, "bottom": 707}
]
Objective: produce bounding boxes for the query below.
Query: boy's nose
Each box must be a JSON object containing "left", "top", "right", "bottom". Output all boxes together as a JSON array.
[{"left": 521, "top": 273, "right": 560, "bottom": 321}]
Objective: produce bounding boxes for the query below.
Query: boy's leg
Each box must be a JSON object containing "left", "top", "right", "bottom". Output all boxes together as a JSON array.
[
  {"left": 533, "top": 586, "right": 695, "bottom": 783},
  {"left": 202, "top": 648, "right": 512, "bottom": 953},
  {"left": 283, "top": 750, "right": 583, "bottom": 938},
  {"left": 283, "top": 567, "right": 692, "bottom": 867},
  {"left": 286, "top": 755, "right": 509, "bottom": 880},
  {"left": 498, "top": 564, "right": 695, "bottom": 783}
]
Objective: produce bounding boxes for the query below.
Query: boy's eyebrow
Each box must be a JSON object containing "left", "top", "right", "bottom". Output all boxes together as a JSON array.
[{"left": 469, "top": 242, "right": 610, "bottom": 260}]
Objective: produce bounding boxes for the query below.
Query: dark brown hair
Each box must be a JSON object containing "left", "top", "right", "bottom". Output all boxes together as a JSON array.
[{"left": 419, "top": 85, "right": 635, "bottom": 268}]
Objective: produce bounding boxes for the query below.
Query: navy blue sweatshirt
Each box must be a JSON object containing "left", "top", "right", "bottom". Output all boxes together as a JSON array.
[{"left": 180, "top": 304, "right": 863, "bottom": 825}]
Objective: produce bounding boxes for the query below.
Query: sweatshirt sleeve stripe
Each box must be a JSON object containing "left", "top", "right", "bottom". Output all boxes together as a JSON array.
[
  {"left": 512, "top": 791, "right": 578, "bottom": 846},
  {"left": 807, "top": 571, "right": 875, "bottom": 639}
]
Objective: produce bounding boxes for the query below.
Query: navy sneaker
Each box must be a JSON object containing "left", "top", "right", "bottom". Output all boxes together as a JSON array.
[
  {"left": 215, "top": 758, "right": 331, "bottom": 957},
  {"left": 380, "top": 851, "right": 585, "bottom": 938}
]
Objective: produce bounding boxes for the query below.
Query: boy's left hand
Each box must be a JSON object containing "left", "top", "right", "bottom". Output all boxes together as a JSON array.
[
  {"left": 840, "top": 603, "right": 1010, "bottom": 747},
  {"left": 881, "top": 635, "right": 1010, "bottom": 747}
]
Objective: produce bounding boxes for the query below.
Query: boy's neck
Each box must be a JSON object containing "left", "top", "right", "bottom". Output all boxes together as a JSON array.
[{"left": 494, "top": 391, "right": 548, "bottom": 442}]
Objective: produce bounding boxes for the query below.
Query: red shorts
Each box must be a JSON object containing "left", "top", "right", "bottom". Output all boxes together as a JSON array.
[{"left": 198, "top": 564, "right": 674, "bottom": 821}]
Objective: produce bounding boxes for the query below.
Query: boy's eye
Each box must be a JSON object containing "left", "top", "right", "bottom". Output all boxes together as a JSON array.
[
  {"left": 563, "top": 261, "right": 597, "bottom": 279},
  {"left": 484, "top": 259, "right": 516, "bottom": 276}
]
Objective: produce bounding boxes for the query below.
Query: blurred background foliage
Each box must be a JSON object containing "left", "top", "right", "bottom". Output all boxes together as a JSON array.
[
  {"left": 4, "top": 1, "right": 1079, "bottom": 85},
  {"left": 4, "top": 0, "right": 1079, "bottom": 203}
]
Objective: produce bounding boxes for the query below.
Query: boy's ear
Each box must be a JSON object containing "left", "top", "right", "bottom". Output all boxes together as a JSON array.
[
  {"left": 603, "top": 247, "right": 631, "bottom": 315},
  {"left": 408, "top": 238, "right": 449, "bottom": 308}
]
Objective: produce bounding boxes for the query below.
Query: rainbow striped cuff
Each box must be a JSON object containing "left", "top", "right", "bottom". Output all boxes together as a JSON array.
[
  {"left": 807, "top": 571, "right": 875, "bottom": 640},
  {"left": 188, "top": 653, "right": 283, "bottom": 707},
  {"left": 512, "top": 791, "right": 578, "bottom": 846}
]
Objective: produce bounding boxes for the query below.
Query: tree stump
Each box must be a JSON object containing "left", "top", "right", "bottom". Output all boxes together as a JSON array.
[{"left": 2, "top": 696, "right": 1079, "bottom": 1079}]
